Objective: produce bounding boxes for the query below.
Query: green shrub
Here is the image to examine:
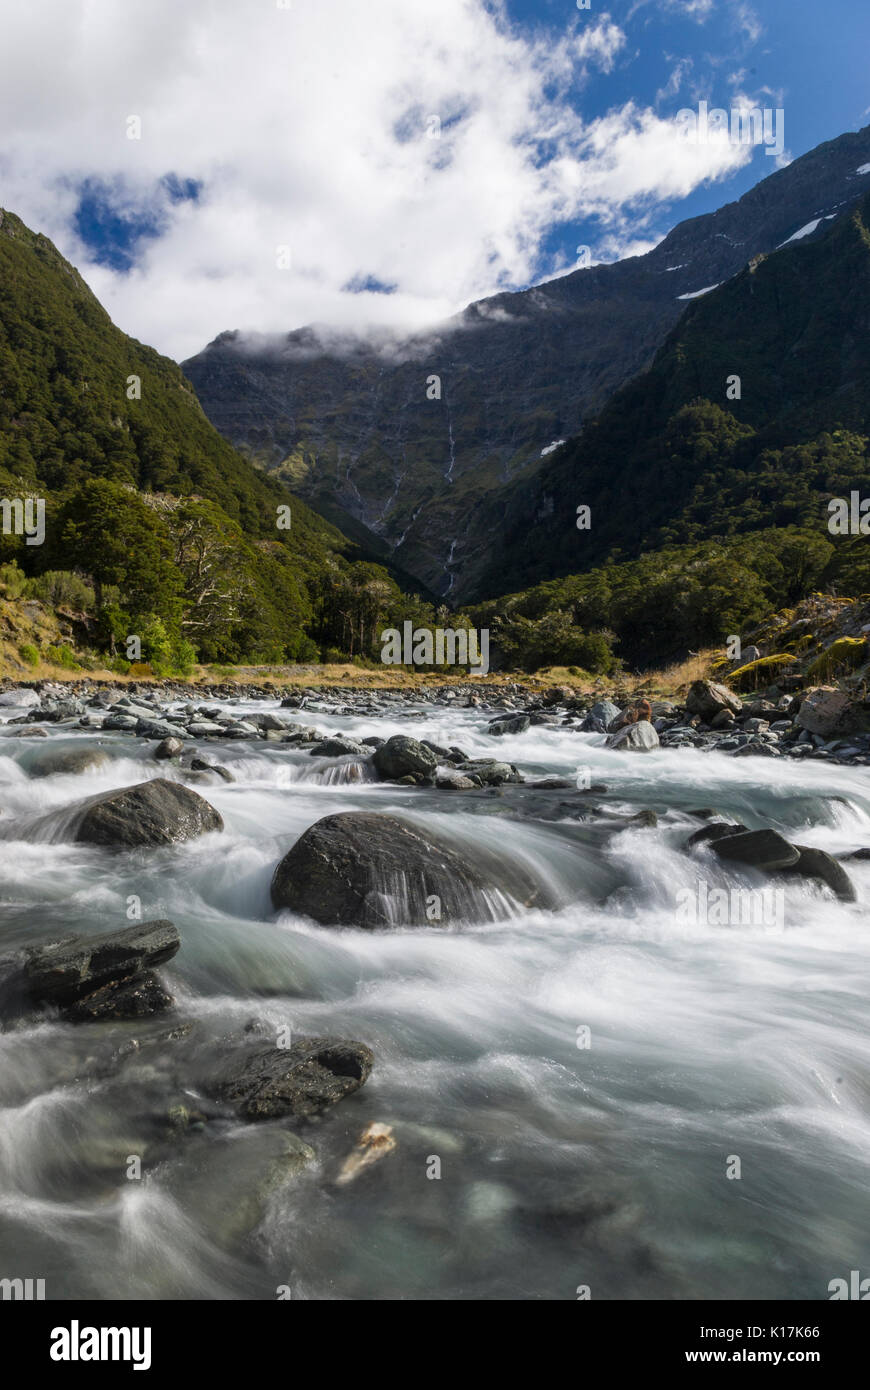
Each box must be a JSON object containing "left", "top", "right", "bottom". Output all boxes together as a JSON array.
[
  {"left": 44, "top": 643, "right": 79, "bottom": 670},
  {"left": 0, "top": 561, "right": 27, "bottom": 600},
  {"left": 140, "top": 616, "right": 173, "bottom": 673},
  {"left": 169, "top": 637, "right": 197, "bottom": 678},
  {"left": 18, "top": 643, "right": 39, "bottom": 667},
  {"left": 25, "top": 570, "right": 95, "bottom": 611}
]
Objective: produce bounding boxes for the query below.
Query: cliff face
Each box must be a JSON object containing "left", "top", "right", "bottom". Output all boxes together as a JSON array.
[{"left": 183, "top": 126, "right": 870, "bottom": 600}]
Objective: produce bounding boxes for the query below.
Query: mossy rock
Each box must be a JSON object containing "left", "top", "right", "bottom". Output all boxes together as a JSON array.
[
  {"left": 806, "top": 637, "right": 868, "bottom": 681},
  {"left": 728, "top": 654, "right": 798, "bottom": 691}
]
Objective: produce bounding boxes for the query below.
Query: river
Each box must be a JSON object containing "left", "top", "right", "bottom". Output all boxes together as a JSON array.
[{"left": 1, "top": 694, "right": 868, "bottom": 1300}]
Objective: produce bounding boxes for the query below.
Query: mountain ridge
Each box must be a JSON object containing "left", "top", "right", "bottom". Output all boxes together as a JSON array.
[{"left": 183, "top": 123, "right": 870, "bottom": 599}]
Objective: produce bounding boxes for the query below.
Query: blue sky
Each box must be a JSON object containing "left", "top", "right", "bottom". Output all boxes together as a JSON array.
[
  {"left": 2, "top": 0, "right": 867, "bottom": 360},
  {"left": 505, "top": 0, "right": 870, "bottom": 269}
]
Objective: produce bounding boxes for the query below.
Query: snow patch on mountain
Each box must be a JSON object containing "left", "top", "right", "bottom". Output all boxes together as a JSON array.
[
  {"left": 779, "top": 218, "right": 822, "bottom": 245},
  {"left": 541, "top": 439, "right": 565, "bottom": 457},
  {"left": 777, "top": 214, "right": 838, "bottom": 248},
  {"left": 677, "top": 284, "right": 720, "bottom": 300}
]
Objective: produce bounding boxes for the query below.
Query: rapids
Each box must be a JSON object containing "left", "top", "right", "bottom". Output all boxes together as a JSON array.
[{"left": 1, "top": 697, "right": 868, "bottom": 1300}]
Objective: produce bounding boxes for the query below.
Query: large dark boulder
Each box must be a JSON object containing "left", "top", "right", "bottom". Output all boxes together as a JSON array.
[
  {"left": 270, "top": 811, "right": 545, "bottom": 927},
  {"left": 209, "top": 1037, "right": 374, "bottom": 1120},
  {"left": 66, "top": 778, "right": 223, "bottom": 847},
  {"left": 372, "top": 735, "right": 437, "bottom": 781}
]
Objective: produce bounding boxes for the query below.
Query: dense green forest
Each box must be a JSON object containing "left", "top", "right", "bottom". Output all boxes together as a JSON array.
[
  {"left": 459, "top": 193, "right": 870, "bottom": 670},
  {"left": 466, "top": 524, "right": 870, "bottom": 672}
]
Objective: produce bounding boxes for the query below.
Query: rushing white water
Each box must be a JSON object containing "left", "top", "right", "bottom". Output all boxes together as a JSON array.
[{"left": 0, "top": 698, "right": 869, "bottom": 1301}]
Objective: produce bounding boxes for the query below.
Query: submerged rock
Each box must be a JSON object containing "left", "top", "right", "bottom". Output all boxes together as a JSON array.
[
  {"left": 190, "top": 757, "right": 234, "bottom": 782},
  {"left": 210, "top": 1037, "right": 374, "bottom": 1120},
  {"left": 29, "top": 746, "right": 110, "bottom": 778},
  {"left": 686, "top": 822, "right": 747, "bottom": 849},
  {"left": 336, "top": 1122, "right": 396, "bottom": 1185},
  {"left": 173, "top": 1128, "right": 316, "bottom": 1249},
  {"left": 65, "top": 778, "right": 223, "bottom": 847}
]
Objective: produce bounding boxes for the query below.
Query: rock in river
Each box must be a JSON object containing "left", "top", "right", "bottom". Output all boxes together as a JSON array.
[
  {"left": 712, "top": 829, "right": 799, "bottom": 871},
  {"left": 372, "top": 734, "right": 437, "bottom": 782},
  {"left": 209, "top": 1037, "right": 374, "bottom": 1120},
  {"left": 0, "top": 920, "right": 179, "bottom": 1023},
  {"left": 29, "top": 746, "right": 111, "bottom": 778},
  {"left": 606, "top": 721, "right": 660, "bottom": 752},
  {"left": 270, "top": 810, "right": 545, "bottom": 926},
  {"left": 64, "top": 971, "right": 175, "bottom": 1021},
  {"left": 782, "top": 845, "right": 856, "bottom": 903},
  {"left": 487, "top": 713, "right": 531, "bottom": 736},
  {"left": 65, "top": 777, "right": 223, "bottom": 847},
  {"left": 795, "top": 687, "right": 870, "bottom": 738}
]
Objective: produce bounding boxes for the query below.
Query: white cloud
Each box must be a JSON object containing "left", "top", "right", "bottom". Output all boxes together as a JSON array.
[
  {"left": 0, "top": 0, "right": 756, "bottom": 361},
  {"left": 733, "top": 3, "right": 763, "bottom": 45},
  {"left": 656, "top": 57, "right": 694, "bottom": 104}
]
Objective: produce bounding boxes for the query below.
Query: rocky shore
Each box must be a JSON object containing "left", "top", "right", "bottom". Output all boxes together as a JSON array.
[{"left": 3, "top": 671, "right": 870, "bottom": 767}]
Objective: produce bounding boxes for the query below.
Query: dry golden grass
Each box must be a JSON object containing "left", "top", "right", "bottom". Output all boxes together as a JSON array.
[
  {"left": 0, "top": 654, "right": 723, "bottom": 695},
  {"left": 529, "top": 651, "right": 717, "bottom": 699}
]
